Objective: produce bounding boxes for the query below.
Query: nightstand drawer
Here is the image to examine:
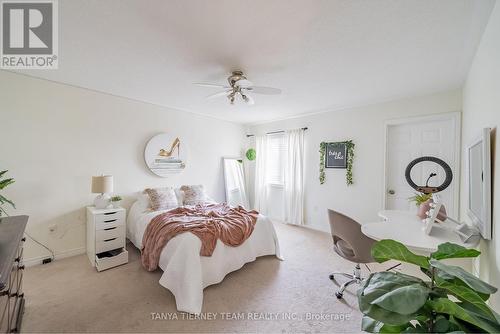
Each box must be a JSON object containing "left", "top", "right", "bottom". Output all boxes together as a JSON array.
[
  {"left": 95, "top": 249, "right": 128, "bottom": 272},
  {"left": 96, "top": 215, "right": 125, "bottom": 230},
  {"left": 96, "top": 225, "right": 125, "bottom": 241},
  {"left": 96, "top": 236, "right": 125, "bottom": 253},
  {"left": 95, "top": 210, "right": 125, "bottom": 224}
]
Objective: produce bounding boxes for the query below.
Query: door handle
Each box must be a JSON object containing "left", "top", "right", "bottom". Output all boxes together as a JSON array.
[{"left": 388, "top": 189, "right": 396, "bottom": 195}]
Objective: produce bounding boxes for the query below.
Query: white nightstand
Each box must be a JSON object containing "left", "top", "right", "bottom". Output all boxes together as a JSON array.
[{"left": 86, "top": 206, "right": 128, "bottom": 271}]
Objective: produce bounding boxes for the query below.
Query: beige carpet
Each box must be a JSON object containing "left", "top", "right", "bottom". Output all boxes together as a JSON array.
[{"left": 22, "top": 222, "right": 368, "bottom": 333}]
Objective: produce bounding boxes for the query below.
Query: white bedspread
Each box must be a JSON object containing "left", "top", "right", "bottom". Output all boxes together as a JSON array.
[{"left": 127, "top": 201, "right": 282, "bottom": 314}]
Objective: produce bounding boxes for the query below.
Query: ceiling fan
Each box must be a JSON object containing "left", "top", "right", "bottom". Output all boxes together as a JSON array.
[{"left": 194, "top": 70, "right": 281, "bottom": 105}]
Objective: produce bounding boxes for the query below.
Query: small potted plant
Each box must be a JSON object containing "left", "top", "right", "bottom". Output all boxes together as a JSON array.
[
  {"left": 409, "top": 192, "right": 447, "bottom": 221},
  {"left": 110, "top": 195, "right": 122, "bottom": 208},
  {"left": 408, "top": 192, "right": 432, "bottom": 207}
]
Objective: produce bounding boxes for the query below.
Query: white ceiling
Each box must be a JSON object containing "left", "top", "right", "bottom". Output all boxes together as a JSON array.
[{"left": 12, "top": 0, "right": 495, "bottom": 124}]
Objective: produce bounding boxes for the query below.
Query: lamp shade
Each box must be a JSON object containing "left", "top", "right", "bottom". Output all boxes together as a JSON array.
[{"left": 91, "top": 175, "right": 113, "bottom": 194}]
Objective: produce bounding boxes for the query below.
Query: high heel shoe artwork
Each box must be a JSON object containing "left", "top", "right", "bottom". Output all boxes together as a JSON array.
[
  {"left": 159, "top": 137, "right": 180, "bottom": 158},
  {"left": 151, "top": 136, "right": 185, "bottom": 173},
  {"left": 145, "top": 134, "right": 187, "bottom": 177}
]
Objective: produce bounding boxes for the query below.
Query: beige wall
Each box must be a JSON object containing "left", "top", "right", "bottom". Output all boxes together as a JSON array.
[
  {"left": 461, "top": 1, "right": 500, "bottom": 312},
  {"left": 0, "top": 71, "right": 245, "bottom": 264},
  {"left": 247, "top": 89, "right": 462, "bottom": 232}
]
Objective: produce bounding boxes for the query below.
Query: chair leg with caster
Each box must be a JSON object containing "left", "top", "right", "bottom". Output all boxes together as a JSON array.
[
  {"left": 335, "top": 279, "right": 357, "bottom": 299},
  {"left": 329, "top": 273, "right": 354, "bottom": 281}
]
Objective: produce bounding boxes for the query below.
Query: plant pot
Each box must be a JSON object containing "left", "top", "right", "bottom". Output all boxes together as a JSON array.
[{"left": 112, "top": 201, "right": 121, "bottom": 209}]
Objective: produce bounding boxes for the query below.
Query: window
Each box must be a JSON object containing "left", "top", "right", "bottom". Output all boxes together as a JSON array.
[{"left": 266, "top": 133, "right": 286, "bottom": 185}]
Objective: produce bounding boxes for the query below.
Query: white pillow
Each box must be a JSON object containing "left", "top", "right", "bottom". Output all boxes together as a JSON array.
[
  {"left": 144, "top": 187, "right": 179, "bottom": 211},
  {"left": 180, "top": 185, "right": 209, "bottom": 205},
  {"left": 136, "top": 192, "right": 151, "bottom": 209}
]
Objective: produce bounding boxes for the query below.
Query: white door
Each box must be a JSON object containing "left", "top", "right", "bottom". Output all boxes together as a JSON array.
[{"left": 385, "top": 113, "right": 460, "bottom": 217}]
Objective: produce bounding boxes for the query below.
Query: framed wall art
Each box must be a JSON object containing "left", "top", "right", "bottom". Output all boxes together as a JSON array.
[{"left": 144, "top": 133, "right": 186, "bottom": 177}]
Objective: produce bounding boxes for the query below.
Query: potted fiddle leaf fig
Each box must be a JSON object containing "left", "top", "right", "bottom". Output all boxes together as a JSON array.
[
  {"left": 0, "top": 170, "right": 15, "bottom": 217},
  {"left": 358, "top": 240, "right": 500, "bottom": 333}
]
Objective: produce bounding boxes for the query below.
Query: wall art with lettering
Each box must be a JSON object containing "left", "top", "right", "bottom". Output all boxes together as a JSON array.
[{"left": 319, "top": 140, "right": 355, "bottom": 185}]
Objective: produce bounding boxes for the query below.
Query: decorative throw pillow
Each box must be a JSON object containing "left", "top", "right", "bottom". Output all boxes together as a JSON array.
[
  {"left": 180, "top": 185, "right": 208, "bottom": 205},
  {"left": 136, "top": 192, "right": 152, "bottom": 211},
  {"left": 174, "top": 188, "right": 184, "bottom": 206},
  {"left": 144, "top": 187, "right": 179, "bottom": 211}
]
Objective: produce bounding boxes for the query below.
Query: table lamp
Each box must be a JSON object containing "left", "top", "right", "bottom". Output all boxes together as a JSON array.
[{"left": 91, "top": 175, "right": 113, "bottom": 209}]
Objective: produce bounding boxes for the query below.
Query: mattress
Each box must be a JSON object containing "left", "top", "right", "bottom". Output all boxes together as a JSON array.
[{"left": 126, "top": 201, "right": 282, "bottom": 314}]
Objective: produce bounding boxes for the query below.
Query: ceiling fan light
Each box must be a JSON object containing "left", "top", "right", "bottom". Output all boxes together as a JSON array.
[{"left": 242, "top": 94, "right": 255, "bottom": 105}]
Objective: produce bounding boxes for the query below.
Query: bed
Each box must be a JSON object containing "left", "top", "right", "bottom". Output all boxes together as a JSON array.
[{"left": 127, "top": 199, "right": 282, "bottom": 314}]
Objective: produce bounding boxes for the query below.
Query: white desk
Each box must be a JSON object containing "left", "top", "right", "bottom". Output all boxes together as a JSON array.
[{"left": 361, "top": 210, "right": 478, "bottom": 254}]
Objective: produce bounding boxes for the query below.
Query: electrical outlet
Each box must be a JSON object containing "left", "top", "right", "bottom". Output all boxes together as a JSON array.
[{"left": 49, "top": 224, "right": 57, "bottom": 232}]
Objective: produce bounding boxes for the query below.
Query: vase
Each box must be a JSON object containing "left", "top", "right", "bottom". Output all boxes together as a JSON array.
[{"left": 112, "top": 201, "right": 121, "bottom": 209}]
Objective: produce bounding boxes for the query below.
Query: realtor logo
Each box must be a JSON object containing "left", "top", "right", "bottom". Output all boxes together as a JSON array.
[{"left": 1, "top": 0, "right": 58, "bottom": 69}]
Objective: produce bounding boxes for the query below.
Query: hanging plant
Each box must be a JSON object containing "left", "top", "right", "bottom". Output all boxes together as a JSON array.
[
  {"left": 319, "top": 142, "right": 327, "bottom": 184},
  {"left": 246, "top": 148, "right": 256, "bottom": 161},
  {"left": 319, "top": 140, "right": 355, "bottom": 185}
]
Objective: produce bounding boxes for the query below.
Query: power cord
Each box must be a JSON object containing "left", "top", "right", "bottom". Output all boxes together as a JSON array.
[
  {"left": 1, "top": 211, "right": 56, "bottom": 262},
  {"left": 24, "top": 231, "right": 55, "bottom": 261}
]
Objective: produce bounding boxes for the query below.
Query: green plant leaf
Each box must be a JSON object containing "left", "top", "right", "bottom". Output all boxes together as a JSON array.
[
  {"left": 434, "top": 315, "right": 452, "bottom": 333},
  {"left": 0, "top": 178, "right": 14, "bottom": 190},
  {"left": 358, "top": 272, "right": 425, "bottom": 325},
  {"left": 449, "top": 315, "right": 477, "bottom": 333},
  {"left": 371, "top": 284, "right": 430, "bottom": 315},
  {"left": 361, "top": 316, "right": 413, "bottom": 333},
  {"left": 361, "top": 316, "right": 384, "bottom": 332},
  {"left": 430, "top": 259, "right": 497, "bottom": 295},
  {"left": 435, "top": 275, "right": 495, "bottom": 321},
  {"left": 428, "top": 298, "right": 500, "bottom": 333},
  {"left": 0, "top": 170, "right": 8, "bottom": 178},
  {"left": 437, "top": 272, "right": 490, "bottom": 301},
  {"left": 460, "top": 300, "right": 500, "bottom": 325},
  {"left": 431, "top": 242, "right": 481, "bottom": 260},
  {"left": 372, "top": 240, "right": 430, "bottom": 269},
  {"left": 408, "top": 192, "right": 432, "bottom": 206},
  {"left": 0, "top": 195, "right": 15, "bottom": 209}
]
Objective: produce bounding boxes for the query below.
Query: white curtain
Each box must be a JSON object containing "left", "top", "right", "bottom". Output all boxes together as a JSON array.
[
  {"left": 254, "top": 135, "right": 269, "bottom": 214},
  {"left": 284, "top": 129, "right": 305, "bottom": 225}
]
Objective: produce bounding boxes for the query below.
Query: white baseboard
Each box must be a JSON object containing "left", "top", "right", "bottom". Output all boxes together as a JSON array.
[
  {"left": 24, "top": 247, "right": 86, "bottom": 267},
  {"left": 272, "top": 219, "right": 330, "bottom": 234}
]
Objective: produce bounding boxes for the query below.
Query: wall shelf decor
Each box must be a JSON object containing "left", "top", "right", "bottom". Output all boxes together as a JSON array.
[
  {"left": 319, "top": 140, "right": 355, "bottom": 185},
  {"left": 144, "top": 133, "right": 186, "bottom": 177}
]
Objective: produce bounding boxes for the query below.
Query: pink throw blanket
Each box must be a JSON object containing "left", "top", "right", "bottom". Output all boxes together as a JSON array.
[{"left": 141, "top": 203, "right": 259, "bottom": 271}]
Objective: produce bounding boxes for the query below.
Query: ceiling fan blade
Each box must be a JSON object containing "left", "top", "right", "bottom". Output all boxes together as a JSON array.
[
  {"left": 194, "top": 82, "right": 229, "bottom": 88},
  {"left": 206, "top": 90, "right": 231, "bottom": 99},
  {"left": 246, "top": 86, "right": 282, "bottom": 95},
  {"left": 235, "top": 79, "right": 253, "bottom": 88}
]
